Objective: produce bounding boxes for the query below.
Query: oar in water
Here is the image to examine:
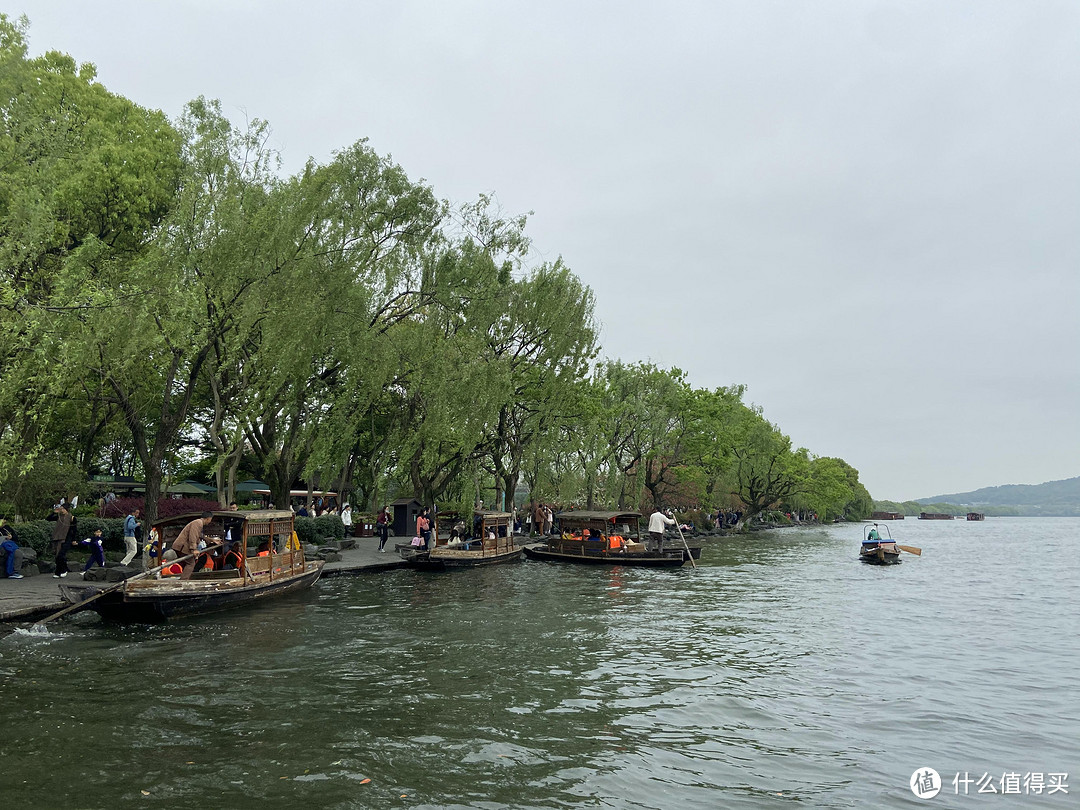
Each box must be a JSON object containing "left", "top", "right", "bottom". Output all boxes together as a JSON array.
[
  {"left": 897, "top": 544, "right": 922, "bottom": 556},
  {"left": 673, "top": 516, "right": 697, "bottom": 569},
  {"left": 32, "top": 544, "right": 221, "bottom": 627}
]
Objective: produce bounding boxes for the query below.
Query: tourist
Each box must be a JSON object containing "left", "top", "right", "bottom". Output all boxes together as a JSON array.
[
  {"left": 417, "top": 508, "right": 432, "bottom": 550},
  {"left": 296, "top": 504, "right": 309, "bottom": 517},
  {"left": 170, "top": 512, "right": 214, "bottom": 580},
  {"left": 532, "top": 501, "right": 544, "bottom": 536},
  {"left": 647, "top": 508, "right": 676, "bottom": 552},
  {"left": 46, "top": 504, "right": 74, "bottom": 578},
  {"left": 228, "top": 502, "right": 239, "bottom": 511},
  {"left": 376, "top": 505, "right": 390, "bottom": 552},
  {"left": 341, "top": 503, "right": 353, "bottom": 537},
  {"left": 223, "top": 542, "right": 244, "bottom": 570},
  {"left": 81, "top": 528, "right": 107, "bottom": 575},
  {"left": 542, "top": 504, "right": 553, "bottom": 536},
  {"left": 120, "top": 507, "right": 140, "bottom": 566},
  {"left": 1, "top": 516, "right": 24, "bottom": 579}
]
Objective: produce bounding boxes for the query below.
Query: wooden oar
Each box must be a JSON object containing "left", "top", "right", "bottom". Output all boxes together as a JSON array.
[
  {"left": 33, "top": 544, "right": 220, "bottom": 626},
  {"left": 897, "top": 544, "right": 922, "bottom": 556},
  {"left": 673, "top": 516, "right": 697, "bottom": 569}
]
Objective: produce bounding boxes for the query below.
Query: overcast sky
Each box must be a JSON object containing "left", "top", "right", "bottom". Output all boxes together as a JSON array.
[{"left": 9, "top": 1, "right": 1079, "bottom": 501}]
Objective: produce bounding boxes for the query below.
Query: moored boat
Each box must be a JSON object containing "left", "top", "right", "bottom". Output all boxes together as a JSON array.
[
  {"left": 401, "top": 510, "right": 522, "bottom": 570},
  {"left": 859, "top": 523, "right": 901, "bottom": 565},
  {"left": 966, "top": 512, "right": 985, "bottom": 521},
  {"left": 58, "top": 510, "right": 323, "bottom": 622},
  {"left": 523, "top": 510, "right": 701, "bottom": 567},
  {"left": 919, "top": 512, "right": 954, "bottom": 520}
]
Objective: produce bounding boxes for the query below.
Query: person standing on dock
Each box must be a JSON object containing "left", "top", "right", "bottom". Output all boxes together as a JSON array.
[
  {"left": 47, "top": 504, "right": 73, "bottom": 578},
  {"left": 376, "top": 505, "right": 389, "bottom": 552},
  {"left": 170, "top": 512, "right": 213, "bottom": 580},
  {"left": 648, "top": 508, "right": 676, "bottom": 552},
  {"left": 417, "top": 508, "right": 432, "bottom": 550},
  {"left": 341, "top": 503, "right": 353, "bottom": 537}
]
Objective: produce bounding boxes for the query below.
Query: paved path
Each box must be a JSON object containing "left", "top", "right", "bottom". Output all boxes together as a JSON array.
[
  {"left": 0, "top": 572, "right": 69, "bottom": 622},
  {"left": 0, "top": 535, "right": 408, "bottom": 624}
]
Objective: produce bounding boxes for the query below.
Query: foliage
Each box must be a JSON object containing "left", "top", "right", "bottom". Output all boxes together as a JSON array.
[
  {"left": 98, "top": 495, "right": 221, "bottom": 519},
  {"left": 8, "top": 519, "right": 53, "bottom": 556},
  {"left": 0, "top": 17, "right": 877, "bottom": 535},
  {"left": 293, "top": 515, "right": 344, "bottom": 545}
]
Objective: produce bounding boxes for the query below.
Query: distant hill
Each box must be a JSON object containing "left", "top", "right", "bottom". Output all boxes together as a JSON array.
[{"left": 916, "top": 476, "right": 1080, "bottom": 516}]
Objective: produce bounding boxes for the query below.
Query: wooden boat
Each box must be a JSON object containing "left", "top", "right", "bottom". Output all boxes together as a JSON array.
[
  {"left": 859, "top": 522, "right": 901, "bottom": 565},
  {"left": 919, "top": 512, "right": 954, "bottom": 520},
  {"left": 870, "top": 511, "right": 904, "bottom": 520},
  {"left": 58, "top": 510, "right": 323, "bottom": 622},
  {"left": 966, "top": 512, "right": 985, "bottom": 521},
  {"left": 401, "top": 510, "right": 522, "bottom": 570},
  {"left": 523, "top": 510, "right": 702, "bottom": 567}
]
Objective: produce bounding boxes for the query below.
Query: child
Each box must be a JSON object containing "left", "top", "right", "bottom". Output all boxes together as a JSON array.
[{"left": 81, "top": 528, "right": 107, "bottom": 575}]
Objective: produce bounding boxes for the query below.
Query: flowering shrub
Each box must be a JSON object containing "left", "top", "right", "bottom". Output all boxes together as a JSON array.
[{"left": 98, "top": 496, "right": 221, "bottom": 519}]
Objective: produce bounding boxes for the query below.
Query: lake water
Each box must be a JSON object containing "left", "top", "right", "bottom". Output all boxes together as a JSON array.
[{"left": 2, "top": 517, "right": 1077, "bottom": 808}]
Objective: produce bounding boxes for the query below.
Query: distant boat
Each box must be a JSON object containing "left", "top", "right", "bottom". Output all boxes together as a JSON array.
[
  {"left": 966, "top": 512, "right": 985, "bottom": 521},
  {"left": 871, "top": 511, "right": 904, "bottom": 520},
  {"left": 918, "top": 513, "right": 954, "bottom": 520},
  {"left": 523, "top": 510, "right": 701, "bottom": 567}
]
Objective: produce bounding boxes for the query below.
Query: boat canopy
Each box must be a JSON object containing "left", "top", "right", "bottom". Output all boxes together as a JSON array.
[
  {"left": 152, "top": 509, "right": 294, "bottom": 528},
  {"left": 556, "top": 510, "right": 641, "bottom": 522}
]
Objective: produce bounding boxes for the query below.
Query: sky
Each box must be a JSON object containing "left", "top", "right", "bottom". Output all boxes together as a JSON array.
[{"left": 8, "top": 1, "right": 1079, "bottom": 501}]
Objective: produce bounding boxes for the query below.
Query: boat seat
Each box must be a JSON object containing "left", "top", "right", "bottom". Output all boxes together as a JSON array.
[{"left": 191, "top": 569, "right": 243, "bottom": 580}]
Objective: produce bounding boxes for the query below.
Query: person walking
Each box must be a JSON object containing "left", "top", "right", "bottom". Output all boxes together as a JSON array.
[
  {"left": 647, "top": 507, "right": 676, "bottom": 552},
  {"left": 47, "top": 504, "right": 74, "bottom": 578},
  {"left": 120, "top": 508, "right": 140, "bottom": 566},
  {"left": 376, "top": 505, "right": 390, "bottom": 552},
  {"left": 341, "top": 503, "right": 353, "bottom": 537}
]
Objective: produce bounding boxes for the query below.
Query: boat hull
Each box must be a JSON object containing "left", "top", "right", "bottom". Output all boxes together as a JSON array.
[
  {"left": 859, "top": 546, "right": 901, "bottom": 565},
  {"left": 522, "top": 542, "right": 699, "bottom": 567},
  {"left": 403, "top": 547, "right": 523, "bottom": 571},
  {"left": 58, "top": 562, "right": 324, "bottom": 623}
]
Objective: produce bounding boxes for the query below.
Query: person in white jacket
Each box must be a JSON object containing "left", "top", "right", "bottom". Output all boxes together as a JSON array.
[{"left": 647, "top": 508, "right": 676, "bottom": 552}]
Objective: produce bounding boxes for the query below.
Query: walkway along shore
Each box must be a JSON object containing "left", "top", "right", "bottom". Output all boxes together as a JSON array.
[{"left": 0, "top": 536, "right": 406, "bottom": 625}]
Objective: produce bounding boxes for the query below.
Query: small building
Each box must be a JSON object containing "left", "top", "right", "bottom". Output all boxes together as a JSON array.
[{"left": 391, "top": 498, "right": 424, "bottom": 539}]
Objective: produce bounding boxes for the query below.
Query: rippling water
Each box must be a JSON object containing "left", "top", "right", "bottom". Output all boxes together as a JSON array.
[{"left": 2, "top": 517, "right": 1077, "bottom": 808}]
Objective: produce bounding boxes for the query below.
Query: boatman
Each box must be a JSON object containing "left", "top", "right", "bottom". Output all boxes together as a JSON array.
[
  {"left": 170, "top": 511, "right": 214, "bottom": 581},
  {"left": 648, "top": 507, "right": 676, "bottom": 552}
]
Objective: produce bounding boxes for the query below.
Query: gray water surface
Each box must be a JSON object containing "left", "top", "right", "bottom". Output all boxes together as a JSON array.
[{"left": 2, "top": 518, "right": 1077, "bottom": 808}]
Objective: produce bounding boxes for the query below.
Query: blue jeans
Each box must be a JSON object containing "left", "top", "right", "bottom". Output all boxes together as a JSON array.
[{"left": 2, "top": 540, "right": 18, "bottom": 576}]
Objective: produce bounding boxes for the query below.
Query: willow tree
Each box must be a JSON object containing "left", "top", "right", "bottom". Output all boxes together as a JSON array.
[{"left": 0, "top": 15, "right": 182, "bottom": 501}]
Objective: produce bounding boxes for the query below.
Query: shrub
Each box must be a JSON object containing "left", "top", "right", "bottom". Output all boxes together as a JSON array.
[
  {"left": 99, "top": 496, "right": 221, "bottom": 519},
  {"left": 293, "top": 517, "right": 317, "bottom": 546},
  {"left": 10, "top": 520, "right": 53, "bottom": 557},
  {"left": 313, "top": 514, "right": 344, "bottom": 541}
]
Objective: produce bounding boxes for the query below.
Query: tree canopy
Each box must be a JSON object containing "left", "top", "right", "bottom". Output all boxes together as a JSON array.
[{"left": 0, "top": 16, "right": 872, "bottom": 526}]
